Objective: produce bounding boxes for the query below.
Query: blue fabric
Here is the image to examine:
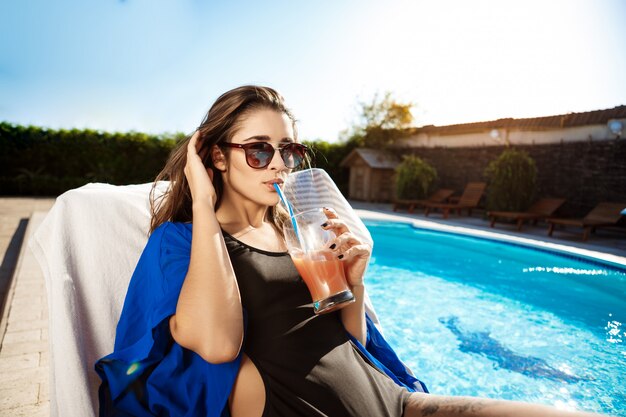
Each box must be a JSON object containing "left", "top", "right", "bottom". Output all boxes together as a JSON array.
[
  {"left": 95, "top": 221, "right": 427, "bottom": 416},
  {"left": 348, "top": 316, "right": 429, "bottom": 394}
]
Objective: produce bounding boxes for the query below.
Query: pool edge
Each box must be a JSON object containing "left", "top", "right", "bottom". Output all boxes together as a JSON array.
[{"left": 356, "top": 210, "right": 626, "bottom": 270}]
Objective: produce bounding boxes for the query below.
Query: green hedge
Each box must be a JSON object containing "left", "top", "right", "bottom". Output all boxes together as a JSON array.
[
  {"left": 0, "top": 122, "right": 181, "bottom": 195},
  {"left": 0, "top": 122, "right": 353, "bottom": 196}
]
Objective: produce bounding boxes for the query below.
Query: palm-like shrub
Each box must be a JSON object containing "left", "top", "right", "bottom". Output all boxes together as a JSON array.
[
  {"left": 484, "top": 148, "right": 537, "bottom": 211},
  {"left": 395, "top": 155, "right": 437, "bottom": 200}
]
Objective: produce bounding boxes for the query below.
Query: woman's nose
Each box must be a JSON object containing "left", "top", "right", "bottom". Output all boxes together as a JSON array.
[{"left": 267, "top": 147, "right": 286, "bottom": 170}]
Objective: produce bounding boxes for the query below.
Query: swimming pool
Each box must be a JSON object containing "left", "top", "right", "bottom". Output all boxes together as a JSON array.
[{"left": 364, "top": 220, "right": 626, "bottom": 416}]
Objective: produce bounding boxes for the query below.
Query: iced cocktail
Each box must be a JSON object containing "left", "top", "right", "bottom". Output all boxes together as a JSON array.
[{"left": 283, "top": 208, "right": 355, "bottom": 314}]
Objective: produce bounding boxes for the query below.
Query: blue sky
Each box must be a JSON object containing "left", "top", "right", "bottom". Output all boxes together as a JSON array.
[{"left": 1, "top": 0, "right": 625, "bottom": 142}]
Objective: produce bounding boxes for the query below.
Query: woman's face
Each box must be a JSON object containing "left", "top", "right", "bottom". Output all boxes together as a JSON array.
[{"left": 217, "top": 108, "right": 296, "bottom": 207}]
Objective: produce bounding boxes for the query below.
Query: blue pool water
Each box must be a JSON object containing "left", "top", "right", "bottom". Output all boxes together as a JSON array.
[{"left": 364, "top": 221, "right": 626, "bottom": 416}]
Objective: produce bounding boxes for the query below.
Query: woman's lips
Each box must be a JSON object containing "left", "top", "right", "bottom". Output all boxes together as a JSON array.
[{"left": 264, "top": 181, "right": 283, "bottom": 192}]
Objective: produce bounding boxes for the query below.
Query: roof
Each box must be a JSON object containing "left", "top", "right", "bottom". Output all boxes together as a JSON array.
[
  {"left": 339, "top": 148, "right": 400, "bottom": 169},
  {"left": 411, "top": 105, "right": 626, "bottom": 136}
]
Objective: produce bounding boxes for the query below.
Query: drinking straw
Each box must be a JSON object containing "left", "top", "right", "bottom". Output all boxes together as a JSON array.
[{"left": 273, "top": 183, "right": 301, "bottom": 243}]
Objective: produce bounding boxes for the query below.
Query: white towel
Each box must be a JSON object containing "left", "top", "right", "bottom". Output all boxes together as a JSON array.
[{"left": 28, "top": 169, "right": 382, "bottom": 417}]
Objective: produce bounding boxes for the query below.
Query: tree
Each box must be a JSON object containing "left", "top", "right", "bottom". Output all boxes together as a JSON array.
[
  {"left": 360, "top": 91, "right": 413, "bottom": 131},
  {"left": 344, "top": 91, "right": 415, "bottom": 149}
]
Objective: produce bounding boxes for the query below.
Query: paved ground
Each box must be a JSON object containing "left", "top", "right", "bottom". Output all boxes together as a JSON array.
[
  {"left": 0, "top": 198, "right": 55, "bottom": 417},
  {"left": 0, "top": 197, "right": 623, "bottom": 416}
]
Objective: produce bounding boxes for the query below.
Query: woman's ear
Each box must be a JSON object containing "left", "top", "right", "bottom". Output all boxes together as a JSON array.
[{"left": 211, "top": 145, "right": 227, "bottom": 172}]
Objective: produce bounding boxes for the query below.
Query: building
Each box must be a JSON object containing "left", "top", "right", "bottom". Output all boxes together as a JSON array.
[
  {"left": 396, "top": 105, "right": 626, "bottom": 148},
  {"left": 339, "top": 148, "right": 400, "bottom": 202},
  {"left": 340, "top": 105, "right": 626, "bottom": 203}
]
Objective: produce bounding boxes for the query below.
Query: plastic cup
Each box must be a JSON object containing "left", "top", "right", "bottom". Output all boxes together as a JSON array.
[{"left": 283, "top": 208, "right": 355, "bottom": 314}]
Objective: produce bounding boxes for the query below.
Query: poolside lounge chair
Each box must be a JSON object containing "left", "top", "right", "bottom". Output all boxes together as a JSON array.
[
  {"left": 392, "top": 188, "right": 454, "bottom": 213},
  {"left": 29, "top": 169, "right": 415, "bottom": 415},
  {"left": 546, "top": 202, "right": 626, "bottom": 241},
  {"left": 423, "top": 182, "right": 486, "bottom": 219},
  {"left": 488, "top": 198, "right": 566, "bottom": 231}
]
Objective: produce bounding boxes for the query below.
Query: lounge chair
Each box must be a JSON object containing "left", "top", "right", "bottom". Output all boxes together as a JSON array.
[
  {"left": 423, "top": 182, "right": 487, "bottom": 219},
  {"left": 28, "top": 170, "right": 409, "bottom": 415},
  {"left": 392, "top": 188, "right": 454, "bottom": 213},
  {"left": 546, "top": 202, "right": 626, "bottom": 241},
  {"left": 488, "top": 198, "right": 566, "bottom": 231}
]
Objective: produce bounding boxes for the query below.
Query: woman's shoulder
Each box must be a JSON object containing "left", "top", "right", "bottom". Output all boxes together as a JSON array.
[
  {"left": 152, "top": 221, "right": 193, "bottom": 238},
  {"left": 147, "top": 221, "right": 193, "bottom": 254}
]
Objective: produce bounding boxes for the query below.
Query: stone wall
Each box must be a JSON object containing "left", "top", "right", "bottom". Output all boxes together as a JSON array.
[{"left": 397, "top": 139, "right": 626, "bottom": 218}]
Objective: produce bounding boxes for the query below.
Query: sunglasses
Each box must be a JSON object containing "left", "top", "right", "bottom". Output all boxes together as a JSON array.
[{"left": 219, "top": 141, "right": 308, "bottom": 169}]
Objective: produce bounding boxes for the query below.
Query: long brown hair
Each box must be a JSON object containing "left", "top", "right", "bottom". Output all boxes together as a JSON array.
[{"left": 149, "top": 85, "right": 304, "bottom": 234}]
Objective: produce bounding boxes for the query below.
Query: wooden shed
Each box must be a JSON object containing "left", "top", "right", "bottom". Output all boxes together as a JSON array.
[{"left": 339, "top": 148, "right": 400, "bottom": 202}]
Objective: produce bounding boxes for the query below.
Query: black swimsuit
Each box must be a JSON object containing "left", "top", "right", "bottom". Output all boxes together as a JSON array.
[{"left": 223, "top": 231, "right": 412, "bottom": 417}]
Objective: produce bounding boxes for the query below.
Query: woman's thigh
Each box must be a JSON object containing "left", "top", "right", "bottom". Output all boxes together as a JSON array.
[{"left": 228, "top": 353, "right": 265, "bottom": 417}]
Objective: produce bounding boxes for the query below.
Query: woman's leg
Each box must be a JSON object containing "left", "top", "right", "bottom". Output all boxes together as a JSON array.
[
  {"left": 228, "top": 354, "right": 265, "bottom": 417},
  {"left": 403, "top": 393, "right": 607, "bottom": 417}
]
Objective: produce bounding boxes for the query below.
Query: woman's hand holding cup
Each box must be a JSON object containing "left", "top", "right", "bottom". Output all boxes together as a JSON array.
[{"left": 321, "top": 207, "right": 372, "bottom": 288}]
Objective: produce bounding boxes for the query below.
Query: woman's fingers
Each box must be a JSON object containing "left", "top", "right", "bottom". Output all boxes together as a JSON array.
[
  {"left": 192, "top": 130, "right": 202, "bottom": 150},
  {"left": 320, "top": 208, "right": 372, "bottom": 260},
  {"left": 185, "top": 129, "right": 217, "bottom": 207},
  {"left": 320, "top": 209, "right": 372, "bottom": 286},
  {"left": 327, "top": 232, "right": 371, "bottom": 259},
  {"left": 337, "top": 244, "right": 371, "bottom": 261},
  {"left": 321, "top": 217, "right": 349, "bottom": 235},
  {"left": 327, "top": 232, "right": 358, "bottom": 251},
  {"left": 188, "top": 130, "right": 208, "bottom": 160},
  {"left": 187, "top": 130, "right": 213, "bottom": 171},
  {"left": 188, "top": 130, "right": 198, "bottom": 152},
  {"left": 323, "top": 207, "right": 338, "bottom": 219}
]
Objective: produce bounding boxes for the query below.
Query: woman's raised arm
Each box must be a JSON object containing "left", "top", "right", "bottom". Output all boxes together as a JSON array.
[{"left": 168, "top": 131, "right": 244, "bottom": 364}]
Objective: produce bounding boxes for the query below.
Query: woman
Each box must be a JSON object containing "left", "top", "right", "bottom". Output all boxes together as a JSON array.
[{"left": 96, "top": 85, "right": 603, "bottom": 417}]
